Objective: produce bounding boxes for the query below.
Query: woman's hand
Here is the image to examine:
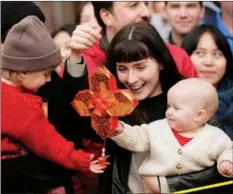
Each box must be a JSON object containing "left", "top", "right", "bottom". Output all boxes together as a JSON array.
[{"left": 70, "top": 24, "right": 101, "bottom": 64}]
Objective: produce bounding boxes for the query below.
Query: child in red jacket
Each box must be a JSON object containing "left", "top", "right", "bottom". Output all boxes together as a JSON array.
[{"left": 1, "top": 16, "right": 103, "bottom": 193}]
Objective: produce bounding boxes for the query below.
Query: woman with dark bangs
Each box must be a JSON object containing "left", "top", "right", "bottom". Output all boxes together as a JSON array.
[
  {"left": 182, "top": 25, "right": 233, "bottom": 141},
  {"left": 101, "top": 22, "right": 232, "bottom": 194},
  {"left": 102, "top": 22, "right": 183, "bottom": 194},
  {"left": 62, "top": 22, "right": 231, "bottom": 193}
]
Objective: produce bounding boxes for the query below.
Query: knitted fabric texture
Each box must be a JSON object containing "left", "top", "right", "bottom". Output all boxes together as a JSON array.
[
  {"left": 112, "top": 119, "right": 232, "bottom": 177},
  {"left": 1, "top": 82, "right": 91, "bottom": 172},
  {"left": 1, "top": 16, "right": 61, "bottom": 72},
  {"left": 1, "top": 1, "right": 46, "bottom": 42}
]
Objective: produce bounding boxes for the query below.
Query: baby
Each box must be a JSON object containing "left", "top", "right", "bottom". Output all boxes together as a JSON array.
[{"left": 111, "top": 78, "right": 233, "bottom": 193}]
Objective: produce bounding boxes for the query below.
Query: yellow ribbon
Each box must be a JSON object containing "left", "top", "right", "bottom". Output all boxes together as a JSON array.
[{"left": 173, "top": 180, "right": 233, "bottom": 193}]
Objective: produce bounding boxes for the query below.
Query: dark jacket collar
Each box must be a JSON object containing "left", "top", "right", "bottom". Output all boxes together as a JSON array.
[{"left": 100, "top": 32, "right": 109, "bottom": 52}]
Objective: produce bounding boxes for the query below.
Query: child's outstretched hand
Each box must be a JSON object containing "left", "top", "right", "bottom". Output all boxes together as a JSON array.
[
  {"left": 89, "top": 154, "right": 104, "bottom": 174},
  {"left": 219, "top": 160, "right": 233, "bottom": 177}
]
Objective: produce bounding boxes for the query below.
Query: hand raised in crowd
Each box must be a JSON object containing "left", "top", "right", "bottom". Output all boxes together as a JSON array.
[
  {"left": 89, "top": 154, "right": 104, "bottom": 174},
  {"left": 69, "top": 24, "right": 101, "bottom": 64},
  {"left": 219, "top": 160, "right": 233, "bottom": 177}
]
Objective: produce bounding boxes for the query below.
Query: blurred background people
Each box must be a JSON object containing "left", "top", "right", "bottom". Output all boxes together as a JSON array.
[
  {"left": 182, "top": 25, "right": 233, "bottom": 141},
  {"left": 149, "top": 1, "right": 171, "bottom": 42},
  {"left": 203, "top": 2, "right": 233, "bottom": 53},
  {"left": 51, "top": 24, "right": 76, "bottom": 77},
  {"left": 164, "top": 1, "right": 205, "bottom": 45},
  {"left": 1, "top": 1, "right": 46, "bottom": 44},
  {"left": 75, "top": 1, "right": 101, "bottom": 31}
]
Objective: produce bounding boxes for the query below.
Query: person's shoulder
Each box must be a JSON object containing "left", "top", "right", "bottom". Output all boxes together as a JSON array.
[
  {"left": 21, "top": 92, "right": 43, "bottom": 110},
  {"left": 204, "top": 124, "right": 231, "bottom": 141},
  {"left": 147, "top": 118, "right": 167, "bottom": 129},
  {"left": 166, "top": 44, "right": 198, "bottom": 78},
  {"left": 167, "top": 44, "right": 188, "bottom": 55},
  {"left": 166, "top": 44, "right": 191, "bottom": 64},
  {"left": 3, "top": 83, "right": 43, "bottom": 111},
  {"left": 2, "top": 83, "right": 44, "bottom": 128}
]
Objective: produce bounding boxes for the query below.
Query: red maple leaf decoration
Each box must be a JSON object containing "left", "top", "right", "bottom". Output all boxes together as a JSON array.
[{"left": 98, "top": 155, "right": 110, "bottom": 169}]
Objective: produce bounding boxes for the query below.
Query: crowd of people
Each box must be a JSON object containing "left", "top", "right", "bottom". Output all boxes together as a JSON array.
[{"left": 1, "top": 1, "right": 233, "bottom": 194}]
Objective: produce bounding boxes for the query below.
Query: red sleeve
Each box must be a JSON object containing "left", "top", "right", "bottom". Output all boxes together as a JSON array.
[
  {"left": 5, "top": 104, "right": 91, "bottom": 172},
  {"left": 167, "top": 44, "right": 198, "bottom": 78}
]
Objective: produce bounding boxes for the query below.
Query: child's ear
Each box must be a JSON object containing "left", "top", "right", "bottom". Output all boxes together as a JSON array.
[{"left": 195, "top": 109, "right": 207, "bottom": 122}]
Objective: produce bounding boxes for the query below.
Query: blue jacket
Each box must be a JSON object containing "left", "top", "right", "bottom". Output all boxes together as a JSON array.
[
  {"left": 214, "top": 78, "right": 233, "bottom": 140},
  {"left": 203, "top": 10, "right": 233, "bottom": 54}
]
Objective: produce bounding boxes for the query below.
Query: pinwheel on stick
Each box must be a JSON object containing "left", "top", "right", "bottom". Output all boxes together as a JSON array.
[{"left": 72, "top": 66, "right": 138, "bottom": 169}]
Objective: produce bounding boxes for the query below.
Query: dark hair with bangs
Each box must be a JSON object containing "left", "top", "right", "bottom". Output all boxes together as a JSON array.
[
  {"left": 110, "top": 39, "right": 153, "bottom": 64},
  {"left": 182, "top": 25, "right": 233, "bottom": 83},
  {"left": 107, "top": 22, "right": 183, "bottom": 94}
]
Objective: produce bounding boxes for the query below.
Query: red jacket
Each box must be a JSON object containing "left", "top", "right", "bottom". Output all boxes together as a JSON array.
[
  {"left": 1, "top": 82, "right": 91, "bottom": 172},
  {"left": 83, "top": 42, "right": 198, "bottom": 79}
]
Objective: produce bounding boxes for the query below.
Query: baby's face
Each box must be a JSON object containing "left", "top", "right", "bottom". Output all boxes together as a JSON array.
[{"left": 166, "top": 90, "right": 201, "bottom": 132}]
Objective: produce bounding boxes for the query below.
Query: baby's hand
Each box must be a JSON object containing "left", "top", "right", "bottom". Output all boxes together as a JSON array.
[
  {"left": 219, "top": 161, "right": 233, "bottom": 177},
  {"left": 89, "top": 154, "right": 104, "bottom": 174},
  {"left": 115, "top": 122, "right": 124, "bottom": 135}
]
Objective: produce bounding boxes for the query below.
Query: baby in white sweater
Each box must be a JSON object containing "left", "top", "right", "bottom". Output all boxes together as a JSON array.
[{"left": 111, "top": 78, "right": 233, "bottom": 193}]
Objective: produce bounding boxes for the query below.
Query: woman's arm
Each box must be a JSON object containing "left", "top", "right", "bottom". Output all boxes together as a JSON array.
[
  {"left": 61, "top": 58, "right": 103, "bottom": 144},
  {"left": 63, "top": 58, "right": 89, "bottom": 104}
]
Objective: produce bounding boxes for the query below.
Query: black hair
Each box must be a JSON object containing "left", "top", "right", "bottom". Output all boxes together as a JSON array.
[
  {"left": 182, "top": 24, "right": 233, "bottom": 82},
  {"left": 165, "top": 1, "right": 203, "bottom": 6},
  {"left": 107, "top": 22, "right": 183, "bottom": 94},
  {"left": 91, "top": 2, "right": 113, "bottom": 33}
]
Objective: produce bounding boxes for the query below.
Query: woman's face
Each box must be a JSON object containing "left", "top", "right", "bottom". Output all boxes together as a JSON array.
[
  {"left": 190, "top": 32, "right": 227, "bottom": 86},
  {"left": 116, "top": 57, "right": 162, "bottom": 101}
]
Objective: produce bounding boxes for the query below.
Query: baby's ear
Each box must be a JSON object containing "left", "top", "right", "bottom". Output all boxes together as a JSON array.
[{"left": 195, "top": 109, "right": 207, "bottom": 123}]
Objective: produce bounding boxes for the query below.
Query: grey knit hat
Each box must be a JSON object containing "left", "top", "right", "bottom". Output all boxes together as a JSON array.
[{"left": 1, "top": 16, "right": 61, "bottom": 72}]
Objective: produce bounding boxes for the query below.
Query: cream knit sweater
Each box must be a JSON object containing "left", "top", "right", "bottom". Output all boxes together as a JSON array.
[{"left": 111, "top": 119, "right": 233, "bottom": 191}]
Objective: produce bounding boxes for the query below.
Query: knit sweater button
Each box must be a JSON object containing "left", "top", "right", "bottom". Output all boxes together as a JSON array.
[
  {"left": 177, "top": 148, "right": 182, "bottom": 155},
  {"left": 176, "top": 163, "right": 182, "bottom": 169}
]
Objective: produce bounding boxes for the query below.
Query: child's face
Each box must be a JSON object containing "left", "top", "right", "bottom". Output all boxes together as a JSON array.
[
  {"left": 20, "top": 68, "right": 54, "bottom": 92},
  {"left": 166, "top": 91, "right": 200, "bottom": 132}
]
